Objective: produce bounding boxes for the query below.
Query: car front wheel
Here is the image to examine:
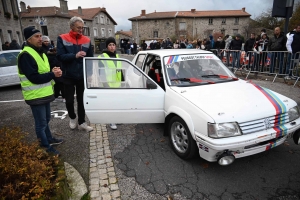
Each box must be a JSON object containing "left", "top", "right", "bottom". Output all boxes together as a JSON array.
[{"left": 168, "top": 116, "right": 197, "bottom": 159}]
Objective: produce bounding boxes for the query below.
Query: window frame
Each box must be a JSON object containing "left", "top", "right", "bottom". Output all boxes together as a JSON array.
[
  {"left": 179, "top": 22, "right": 186, "bottom": 31},
  {"left": 234, "top": 17, "right": 239, "bottom": 25},
  {"left": 41, "top": 26, "right": 48, "bottom": 36},
  {"left": 153, "top": 31, "right": 158, "bottom": 38}
]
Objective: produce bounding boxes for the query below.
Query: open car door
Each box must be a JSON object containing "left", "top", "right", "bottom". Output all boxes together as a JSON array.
[{"left": 83, "top": 57, "right": 165, "bottom": 124}]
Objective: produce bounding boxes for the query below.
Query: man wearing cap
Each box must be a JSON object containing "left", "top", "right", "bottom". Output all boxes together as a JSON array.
[
  {"left": 98, "top": 37, "right": 120, "bottom": 130},
  {"left": 56, "top": 16, "right": 94, "bottom": 132},
  {"left": 18, "top": 26, "right": 64, "bottom": 155}
]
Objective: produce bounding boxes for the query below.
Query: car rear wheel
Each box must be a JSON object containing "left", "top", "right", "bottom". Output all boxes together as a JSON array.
[{"left": 168, "top": 116, "right": 197, "bottom": 159}]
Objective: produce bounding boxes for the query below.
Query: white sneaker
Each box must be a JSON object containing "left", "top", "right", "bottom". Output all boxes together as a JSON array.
[
  {"left": 110, "top": 123, "right": 117, "bottom": 130},
  {"left": 78, "top": 122, "right": 93, "bottom": 132},
  {"left": 69, "top": 118, "right": 77, "bottom": 129}
]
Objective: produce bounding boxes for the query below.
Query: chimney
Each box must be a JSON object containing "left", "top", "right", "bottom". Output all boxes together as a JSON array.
[
  {"left": 78, "top": 6, "right": 82, "bottom": 15},
  {"left": 20, "top": 1, "right": 26, "bottom": 12},
  {"left": 27, "top": 5, "right": 31, "bottom": 13},
  {"left": 191, "top": 9, "right": 196, "bottom": 13},
  {"left": 242, "top": 7, "right": 245, "bottom": 12},
  {"left": 59, "top": 0, "right": 69, "bottom": 14},
  {"left": 141, "top": 10, "right": 146, "bottom": 16}
]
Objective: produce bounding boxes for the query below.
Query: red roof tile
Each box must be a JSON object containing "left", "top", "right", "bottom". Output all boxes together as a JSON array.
[
  {"left": 116, "top": 30, "right": 132, "bottom": 37},
  {"left": 20, "top": 6, "right": 117, "bottom": 24},
  {"left": 129, "top": 8, "right": 251, "bottom": 21}
]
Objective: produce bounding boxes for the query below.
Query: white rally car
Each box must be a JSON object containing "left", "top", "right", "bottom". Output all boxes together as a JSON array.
[{"left": 83, "top": 49, "right": 300, "bottom": 165}]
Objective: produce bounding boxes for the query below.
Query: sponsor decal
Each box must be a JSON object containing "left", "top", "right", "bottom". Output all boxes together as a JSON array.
[
  {"left": 198, "top": 143, "right": 209, "bottom": 152},
  {"left": 165, "top": 54, "right": 215, "bottom": 64}
]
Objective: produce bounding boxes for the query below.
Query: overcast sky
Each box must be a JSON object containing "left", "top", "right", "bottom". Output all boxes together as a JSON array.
[{"left": 19, "top": 0, "right": 295, "bottom": 31}]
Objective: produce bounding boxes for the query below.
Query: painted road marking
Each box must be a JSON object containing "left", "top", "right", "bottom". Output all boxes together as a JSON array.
[
  {"left": 0, "top": 100, "right": 25, "bottom": 103},
  {"left": 51, "top": 110, "right": 68, "bottom": 119}
]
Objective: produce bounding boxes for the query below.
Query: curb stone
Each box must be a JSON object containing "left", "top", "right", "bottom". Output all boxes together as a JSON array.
[
  {"left": 89, "top": 124, "right": 121, "bottom": 200},
  {"left": 64, "top": 162, "right": 88, "bottom": 200}
]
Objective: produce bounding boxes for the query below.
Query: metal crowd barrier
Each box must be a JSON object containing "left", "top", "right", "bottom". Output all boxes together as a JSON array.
[{"left": 209, "top": 49, "right": 299, "bottom": 86}]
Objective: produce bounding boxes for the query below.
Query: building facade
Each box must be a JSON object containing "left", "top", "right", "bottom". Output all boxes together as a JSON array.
[
  {"left": 115, "top": 30, "right": 132, "bottom": 47},
  {"left": 0, "top": 0, "right": 22, "bottom": 50},
  {"left": 19, "top": 0, "right": 117, "bottom": 52},
  {"left": 129, "top": 8, "right": 251, "bottom": 44}
]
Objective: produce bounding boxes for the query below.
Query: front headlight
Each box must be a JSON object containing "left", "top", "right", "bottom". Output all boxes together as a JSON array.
[
  {"left": 208, "top": 122, "right": 242, "bottom": 138},
  {"left": 288, "top": 106, "right": 300, "bottom": 122}
]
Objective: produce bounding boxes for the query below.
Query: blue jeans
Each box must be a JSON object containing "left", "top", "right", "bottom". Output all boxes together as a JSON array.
[
  {"left": 30, "top": 103, "right": 54, "bottom": 148},
  {"left": 270, "top": 52, "right": 284, "bottom": 74},
  {"left": 232, "top": 51, "right": 241, "bottom": 69}
]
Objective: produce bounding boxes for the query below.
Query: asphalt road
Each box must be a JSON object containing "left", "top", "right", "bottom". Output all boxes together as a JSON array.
[
  {"left": 0, "top": 54, "right": 300, "bottom": 199},
  {"left": 0, "top": 84, "right": 90, "bottom": 185}
]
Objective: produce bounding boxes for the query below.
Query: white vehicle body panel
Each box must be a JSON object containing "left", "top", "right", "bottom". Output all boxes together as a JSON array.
[
  {"left": 83, "top": 49, "right": 300, "bottom": 163},
  {"left": 0, "top": 50, "right": 21, "bottom": 87}
]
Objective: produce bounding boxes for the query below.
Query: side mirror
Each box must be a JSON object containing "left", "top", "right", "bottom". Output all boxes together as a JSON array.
[
  {"left": 146, "top": 79, "right": 157, "bottom": 89},
  {"left": 293, "top": 130, "right": 300, "bottom": 145}
]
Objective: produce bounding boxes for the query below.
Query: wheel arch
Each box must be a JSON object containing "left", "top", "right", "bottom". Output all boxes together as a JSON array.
[{"left": 164, "top": 106, "right": 195, "bottom": 139}]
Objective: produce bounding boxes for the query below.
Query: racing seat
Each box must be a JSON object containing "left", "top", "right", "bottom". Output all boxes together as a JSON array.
[{"left": 147, "top": 60, "right": 165, "bottom": 90}]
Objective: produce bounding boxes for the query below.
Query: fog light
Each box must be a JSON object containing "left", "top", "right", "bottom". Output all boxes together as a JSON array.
[
  {"left": 293, "top": 130, "right": 300, "bottom": 145},
  {"left": 217, "top": 151, "right": 235, "bottom": 166}
]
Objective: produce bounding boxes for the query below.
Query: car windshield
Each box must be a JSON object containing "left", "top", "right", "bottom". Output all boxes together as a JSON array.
[{"left": 163, "top": 54, "right": 237, "bottom": 86}]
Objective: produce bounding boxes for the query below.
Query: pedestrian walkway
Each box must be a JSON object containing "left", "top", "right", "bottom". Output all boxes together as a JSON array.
[{"left": 89, "top": 124, "right": 121, "bottom": 200}]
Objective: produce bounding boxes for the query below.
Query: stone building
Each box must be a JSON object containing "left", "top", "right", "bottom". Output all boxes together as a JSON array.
[
  {"left": 0, "top": 0, "right": 22, "bottom": 50},
  {"left": 19, "top": 0, "right": 117, "bottom": 52},
  {"left": 115, "top": 30, "right": 132, "bottom": 47},
  {"left": 129, "top": 8, "right": 251, "bottom": 44}
]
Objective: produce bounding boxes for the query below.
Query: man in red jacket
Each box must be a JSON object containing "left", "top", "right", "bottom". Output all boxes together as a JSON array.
[{"left": 57, "top": 16, "right": 94, "bottom": 132}]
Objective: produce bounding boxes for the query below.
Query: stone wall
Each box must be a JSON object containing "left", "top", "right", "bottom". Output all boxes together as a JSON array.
[
  {"left": 0, "top": 0, "right": 22, "bottom": 50},
  {"left": 132, "top": 16, "right": 250, "bottom": 44}
]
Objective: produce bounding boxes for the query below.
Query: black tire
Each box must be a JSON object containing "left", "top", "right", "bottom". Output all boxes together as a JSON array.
[{"left": 168, "top": 116, "right": 197, "bottom": 159}]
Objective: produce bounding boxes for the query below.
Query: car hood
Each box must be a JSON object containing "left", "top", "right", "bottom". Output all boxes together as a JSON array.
[{"left": 171, "top": 80, "right": 294, "bottom": 123}]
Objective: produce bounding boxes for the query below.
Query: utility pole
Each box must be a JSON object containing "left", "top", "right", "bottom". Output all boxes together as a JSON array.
[{"left": 284, "top": 0, "right": 294, "bottom": 34}]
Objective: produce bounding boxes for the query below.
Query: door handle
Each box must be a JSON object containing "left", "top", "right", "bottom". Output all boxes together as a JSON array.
[{"left": 87, "top": 95, "right": 97, "bottom": 98}]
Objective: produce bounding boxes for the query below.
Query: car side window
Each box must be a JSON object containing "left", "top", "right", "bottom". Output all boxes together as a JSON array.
[
  {"left": 85, "top": 58, "right": 155, "bottom": 89},
  {"left": 134, "top": 54, "right": 145, "bottom": 69}
]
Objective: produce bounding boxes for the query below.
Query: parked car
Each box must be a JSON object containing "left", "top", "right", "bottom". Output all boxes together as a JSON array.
[
  {"left": 83, "top": 49, "right": 300, "bottom": 165},
  {"left": 0, "top": 50, "right": 21, "bottom": 87}
]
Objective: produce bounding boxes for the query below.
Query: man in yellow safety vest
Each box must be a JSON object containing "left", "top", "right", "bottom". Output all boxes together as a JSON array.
[{"left": 18, "top": 26, "right": 63, "bottom": 155}]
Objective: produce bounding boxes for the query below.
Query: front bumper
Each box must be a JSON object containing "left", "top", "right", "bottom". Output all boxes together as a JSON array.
[{"left": 195, "top": 118, "right": 300, "bottom": 162}]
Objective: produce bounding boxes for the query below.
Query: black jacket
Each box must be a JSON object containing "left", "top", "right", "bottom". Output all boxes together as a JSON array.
[
  {"left": 229, "top": 39, "right": 242, "bottom": 50},
  {"left": 268, "top": 33, "right": 287, "bottom": 51},
  {"left": 141, "top": 42, "right": 147, "bottom": 50},
  {"left": 215, "top": 40, "right": 225, "bottom": 49},
  {"left": 9, "top": 40, "right": 21, "bottom": 50},
  {"left": 244, "top": 38, "right": 256, "bottom": 52}
]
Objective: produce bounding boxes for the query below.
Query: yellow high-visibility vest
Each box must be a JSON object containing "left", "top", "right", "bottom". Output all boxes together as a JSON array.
[
  {"left": 98, "top": 53, "right": 122, "bottom": 88},
  {"left": 18, "top": 46, "right": 54, "bottom": 100}
]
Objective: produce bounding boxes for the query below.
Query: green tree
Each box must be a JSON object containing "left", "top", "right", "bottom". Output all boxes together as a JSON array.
[
  {"left": 288, "top": 2, "right": 300, "bottom": 30},
  {"left": 254, "top": 8, "right": 285, "bottom": 30}
]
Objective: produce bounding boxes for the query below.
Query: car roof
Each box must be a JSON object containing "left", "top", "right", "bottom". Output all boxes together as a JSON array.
[
  {"left": 0, "top": 50, "right": 21, "bottom": 54},
  {"left": 138, "top": 49, "right": 213, "bottom": 57}
]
